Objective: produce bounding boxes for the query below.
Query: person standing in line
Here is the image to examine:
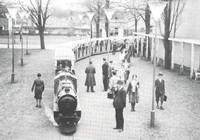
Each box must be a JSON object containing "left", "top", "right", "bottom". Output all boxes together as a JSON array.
[
  {"left": 85, "top": 61, "right": 96, "bottom": 92},
  {"left": 109, "top": 71, "right": 119, "bottom": 97},
  {"left": 112, "top": 41, "right": 117, "bottom": 55},
  {"left": 155, "top": 72, "right": 165, "bottom": 110},
  {"left": 123, "top": 60, "right": 130, "bottom": 84},
  {"left": 113, "top": 80, "right": 126, "bottom": 132},
  {"left": 108, "top": 60, "right": 115, "bottom": 78},
  {"left": 31, "top": 73, "right": 45, "bottom": 108},
  {"left": 127, "top": 75, "right": 140, "bottom": 112},
  {"left": 102, "top": 58, "right": 109, "bottom": 91}
]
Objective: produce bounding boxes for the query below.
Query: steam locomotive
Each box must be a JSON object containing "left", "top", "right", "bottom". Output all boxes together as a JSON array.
[{"left": 53, "top": 47, "right": 81, "bottom": 133}]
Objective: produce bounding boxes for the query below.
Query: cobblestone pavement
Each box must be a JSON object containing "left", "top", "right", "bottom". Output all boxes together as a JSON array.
[{"left": 0, "top": 48, "right": 200, "bottom": 140}]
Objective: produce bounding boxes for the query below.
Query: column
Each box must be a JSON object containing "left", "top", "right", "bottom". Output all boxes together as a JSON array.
[
  {"left": 151, "top": 37, "right": 154, "bottom": 62},
  {"left": 137, "top": 36, "right": 139, "bottom": 56},
  {"left": 162, "top": 38, "right": 165, "bottom": 67},
  {"left": 190, "top": 43, "right": 195, "bottom": 79},
  {"left": 146, "top": 36, "right": 149, "bottom": 60},
  {"left": 141, "top": 37, "right": 144, "bottom": 57},
  {"left": 156, "top": 38, "right": 160, "bottom": 65},
  {"left": 171, "top": 40, "right": 175, "bottom": 70},
  {"left": 180, "top": 42, "right": 184, "bottom": 74}
]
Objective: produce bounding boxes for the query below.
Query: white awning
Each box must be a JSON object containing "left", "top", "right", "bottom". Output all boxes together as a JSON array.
[{"left": 55, "top": 47, "right": 75, "bottom": 61}]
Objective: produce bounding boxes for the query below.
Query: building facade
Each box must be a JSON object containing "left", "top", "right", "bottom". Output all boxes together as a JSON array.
[{"left": 175, "top": 0, "right": 200, "bottom": 40}]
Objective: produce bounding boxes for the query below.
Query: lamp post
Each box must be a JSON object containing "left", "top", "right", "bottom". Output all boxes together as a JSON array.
[
  {"left": 147, "top": 0, "right": 167, "bottom": 127},
  {"left": 24, "top": 12, "right": 30, "bottom": 55},
  {"left": 78, "top": 14, "right": 84, "bottom": 39},
  {"left": 18, "top": 11, "right": 26, "bottom": 66},
  {"left": 5, "top": 13, "right": 11, "bottom": 49},
  {"left": 86, "top": 11, "right": 95, "bottom": 58},
  {"left": 104, "top": 8, "right": 115, "bottom": 62},
  {"left": 7, "top": 7, "right": 18, "bottom": 83}
]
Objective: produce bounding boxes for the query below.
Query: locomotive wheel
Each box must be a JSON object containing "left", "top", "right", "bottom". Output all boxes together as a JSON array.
[{"left": 59, "top": 121, "right": 76, "bottom": 134}]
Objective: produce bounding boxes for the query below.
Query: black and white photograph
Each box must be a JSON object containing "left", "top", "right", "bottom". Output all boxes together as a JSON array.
[{"left": 0, "top": 0, "right": 200, "bottom": 139}]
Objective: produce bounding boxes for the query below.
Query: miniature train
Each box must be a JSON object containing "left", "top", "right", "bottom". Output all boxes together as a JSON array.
[{"left": 53, "top": 47, "right": 81, "bottom": 133}]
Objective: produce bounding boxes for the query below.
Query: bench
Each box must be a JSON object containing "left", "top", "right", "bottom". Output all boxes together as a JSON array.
[{"left": 194, "top": 68, "right": 200, "bottom": 82}]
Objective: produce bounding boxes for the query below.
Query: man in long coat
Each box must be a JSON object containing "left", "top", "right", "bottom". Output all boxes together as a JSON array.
[
  {"left": 102, "top": 58, "right": 109, "bottom": 91},
  {"left": 113, "top": 80, "right": 126, "bottom": 132},
  {"left": 85, "top": 61, "right": 96, "bottom": 92}
]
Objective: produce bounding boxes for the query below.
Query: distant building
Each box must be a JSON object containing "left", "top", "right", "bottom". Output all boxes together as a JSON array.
[
  {"left": 0, "top": 3, "right": 34, "bottom": 35},
  {"left": 154, "top": 0, "right": 199, "bottom": 40},
  {"left": 175, "top": 0, "right": 200, "bottom": 40},
  {"left": 0, "top": 4, "right": 8, "bottom": 34}
]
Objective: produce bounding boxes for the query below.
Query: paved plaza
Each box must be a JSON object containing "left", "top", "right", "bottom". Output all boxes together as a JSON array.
[{"left": 0, "top": 48, "right": 200, "bottom": 140}]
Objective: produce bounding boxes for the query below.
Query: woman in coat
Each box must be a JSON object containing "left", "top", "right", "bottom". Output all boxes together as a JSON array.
[
  {"left": 127, "top": 74, "right": 140, "bottom": 112},
  {"left": 85, "top": 61, "right": 96, "bottom": 92},
  {"left": 31, "top": 73, "right": 45, "bottom": 108}
]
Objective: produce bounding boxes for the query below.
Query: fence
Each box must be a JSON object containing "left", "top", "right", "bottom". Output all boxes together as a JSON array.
[
  {"left": 73, "top": 33, "right": 200, "bottom": 79},
  {"left": 73, "top": 36, "right": 133, "bottom": 61}
]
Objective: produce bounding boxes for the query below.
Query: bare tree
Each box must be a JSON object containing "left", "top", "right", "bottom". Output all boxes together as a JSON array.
[
  {"left": 0, "top": 1, "right": 7, "bottom": 15},
  {"left": 21, "top": 0, "right": 51, "bottom": 49},
  {"left": 116, "top": 0, "right": 141, "bottom": 32},
  {"left": 121, "top": 0, "right": 151, "bottom": 35},
  {"left": 117, "top": 0, "right": 151, "bottom": 59},
  {"left": 84, "top": 0, "right": 106, "bottom": 38},
  {"left": 160, "top": 0, "right": 186, "bottom": 69}
]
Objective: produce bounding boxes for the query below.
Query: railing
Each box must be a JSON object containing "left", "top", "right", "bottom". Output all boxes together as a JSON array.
[
  {"left": 73, "top": 33, "right": 200, "bottom": 79},
  {"left": 73, "top": 36, "right": 134, "bottom": 61},
  {"left": 132, "top": 32, "right": 200, "bottom": 79}
]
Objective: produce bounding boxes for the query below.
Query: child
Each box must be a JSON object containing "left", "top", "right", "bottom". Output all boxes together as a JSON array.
[{"left": 127, "top": 74, "right": 140, "bottom": 112}]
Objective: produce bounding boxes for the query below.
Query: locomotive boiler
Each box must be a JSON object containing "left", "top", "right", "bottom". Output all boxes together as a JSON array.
[{"left": 53, "top": 47, "right": 81, "bottom": 134}]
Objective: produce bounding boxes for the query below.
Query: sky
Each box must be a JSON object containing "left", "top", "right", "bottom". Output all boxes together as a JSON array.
[
  {"left": 4, "top": 0, "right": 87, "bottom": 18},
  {"left": 5, "top": 0, "right": 85, "bottom": 10}
]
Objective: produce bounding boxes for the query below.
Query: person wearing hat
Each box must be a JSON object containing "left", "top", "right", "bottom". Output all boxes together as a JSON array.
[
  {"left": 85, "top": 61, "right": 96, "bottom": 92},
  {"left": 108, "top": 60, "right": 116, "bottom": 78},
  {"left": 155, "top": 72, "right": 165, "bottom": 110},
  {"left": 102, "top": 58, "right": 109, "bottom": 91},
  {"left": 112, "top": 41, "right": 117, "bottom": 55},
  {"left": 31, "top": 73, "right": 45, "bottom": 108},
  {"left": 113, "top": 80, "right": 126, "bottom": 132}
]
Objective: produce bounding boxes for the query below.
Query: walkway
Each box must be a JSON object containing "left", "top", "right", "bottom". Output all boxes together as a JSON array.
[
  {"left": 0, "top": 48, "right": 200, "bottom": 140},
  {"left": 75, "top": 53, "right": 200, "bottom": 140}
]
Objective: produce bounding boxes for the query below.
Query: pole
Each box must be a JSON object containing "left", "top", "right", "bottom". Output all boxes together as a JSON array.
[
  {"left": 7, "top": 31, "right": 9, "bottom": 48},
  {"left": 26, "top": 18, "right": 29, "bottom": 55},
  {"left": 89, "top": 20, "right": 92, "bottom": 59},
  {"left": 20, "top": 31, "right": 23, "bottom": 66},
  {"left": 7, "top": 18, "right": 10, "bottom": 49},
  {"left": 107, "top": 20, "right": 110, "bottom": 62},
  {"left": 80, "top": 20, "right": 82, "bottom": 39},
  {"left": 150, "top": 20, "right": 157, "bottom": 127},
  {"left": 11, "top": 19, "right": 15, "bottom": 83}
]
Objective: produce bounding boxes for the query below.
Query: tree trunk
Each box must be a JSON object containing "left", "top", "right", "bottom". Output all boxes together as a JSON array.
[
  {"left": 90, "top": 23, "right": 93, "bottom": 38},
  {"left": 145, "top": 6, "right": 151, "bottom": 34},
  {"left": 135, "top": 19, "right": 137, "bottom": 32},
  {"left": 164, "top": 0, "right": 172, "bottom": 69},
  {"left": 105, "top": 0, "right": 109, "bottom": 37},
  {"left": 39, "top": 29, "right": 45, "bottom": 49},
  {"left": 96, "top": 16, "right": 100, "bottom": 38},
  {"left": 145, "top": 5, "right": 151, "bottom": 59}
]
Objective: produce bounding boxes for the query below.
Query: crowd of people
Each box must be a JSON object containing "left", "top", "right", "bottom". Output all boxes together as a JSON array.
[
  {"left": 30, "top": 40, "right": 165, "bottom": 133},
  {"left": 84, "top": 41, "right": 166, "bottom": 133}
]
